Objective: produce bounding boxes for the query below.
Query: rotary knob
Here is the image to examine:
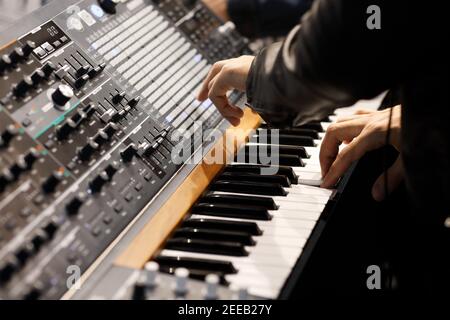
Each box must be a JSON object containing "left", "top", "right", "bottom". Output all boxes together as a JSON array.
[
  {"left": 78, "top": 138, "right": 99, "bottom": 161},
  {"left": 0, "top": 124, "right": 19, "bottom": 148},
  {"left": 89, "top": 171, "right": 109, "bottom": 193},
  {"left": 21, "top": 40, "right": 37, "bottom": 58},
  {"left": 42, "top": 171, "right": 63, "bottom": 194},
  {"left": 31, "top": 69, "right": 46, "bottom": 86},
  {"left": 9, "top": 47, "right": 25, "bottom": 64},
  {"left": 98, "top": 0, "right": 120, "bottom": 14},
  {"left": 173, "top": 268, "right": 189, "bottom": 296},
  {"left": 105, "top": 161, "right": 120, "bottom": 179},
  {"left": 52, "top": 84, "right": 74, "bottom": 109},
  {"left": 12, "top": 76, "right": 34, "bottom": 97},
  {"left": 0, "top": 54, "right": 12, "bottom": 74},
  {"left": 66, "top": 192, "right": 87, "bottom": 216},
  {"left": 120, "top": 143, "right": 138, "bottom": 162},
  {"left": 42, "top": 61, "right": 56, "bottom": 78},
  {"left": 56, "top": 119, "right": 77, "bottom": 140},
  {"left": 144, "top": 262, "right": 159, "bottom": 289},
  {"left": 203, "top": 274, "right": 219, "bottom": 300}
]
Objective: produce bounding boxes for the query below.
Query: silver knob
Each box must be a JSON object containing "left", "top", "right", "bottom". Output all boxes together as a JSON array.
[
  {"left": 174, "top": 267, "right": 189, "bottom": 296},
  {"left": 144, "top": 261, "right": 159, "bottom": 288},
  {"left": 203, "top": 274, "right": 219, "bottom": 300},
  {"left": 231, "top": 285, "right": 248, "bottom": 300}
]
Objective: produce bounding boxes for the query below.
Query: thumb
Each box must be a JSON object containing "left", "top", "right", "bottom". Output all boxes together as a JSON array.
[{"left": 371, "top": 157, "right": 404, "bottom": 202}]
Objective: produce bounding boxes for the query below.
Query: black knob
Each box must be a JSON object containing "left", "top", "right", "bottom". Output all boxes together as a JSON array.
[
  {"left": 22, "top": 40, "right": 37, "bottom": 58},
  {"left": 31, "top": 229, "right": 49, "bottom": 250},
  {"left": 12, "top": 76, "right": 33, "bottom": 97},
  {"left": 23, "top": 148, "right": 40, "bottom": 169},
  {"left": 112, "top": 91, "right": 126, "bottom": 104},
  {"left": 43, "top": 218, "right": 59, "bottom": 239},
  {"left": 56, "top": 119, "right": 77, "bottom": 140},
  {"left": 9, "top": 47, "right": 25, "bottom": 64},
  {"left": 0, "top": 54, "right": 12, "bottom": 73},
  {"left": 128, "top": 96, "right": 141, "bottom": 108},
  {"left": 52, "top": 84, "right": 74, "bottom": 107},
  {"left": 103, "top": 122, "right": 119, "bottom": 138},
  {"left": 0, "top": 124, "right": 19, "bottom": 148},
  {"left": 89, "top": 171, "right": 109, "bottom": 193},
  {"left": 23, "top": 283, "right": 44, "bottom": 300},
  {"left": 42, "top": 61, "right": 56, "bottom": 78},
  {"left": 71, "top": 110, "right": 85, "bottom": 126},
  {"left": 94, "top": 129, "right": 109, "bottom": 145},
  {"left": 105, "top": 161, "right": 120, "bottom": 178},
  {"left": 15, "top": 243, "right": 35, "bottom": 265},
  {"left": 98, "top": 0, "right": 119, "bottom": 14},
  {"left": 0, "top": 256, "right": 19, "bottom": 284},
  {"left": 82, "top": 102, "right": 98, "bottom": 118},
  {"left": 0, "top": 168, "right": 15, "bottom": 192},
  {"left": 42, "top": 171, "right": 63, "bottom": 194},
  {"left": 120, "top": 143, "right": 138, "bottom": 162},
  {"left": 31, "top": 69, "right": 46, "bottom": 86},
  {"left": 78, "top": 138, "right": 99, "bottom": 161},
  {"left": 74, "top": 74, "right": 89, "bottom": 89},
  {"left": 76, "top": 65, "right": 90, "bottom": 78},
  {"left": 66, "top": 192, "right": 87, "bottom": 216}
]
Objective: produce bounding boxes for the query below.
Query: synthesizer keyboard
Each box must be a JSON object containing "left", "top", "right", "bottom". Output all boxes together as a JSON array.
[{"left": 0, "top": 0, "right": 382, "bottom": 300}]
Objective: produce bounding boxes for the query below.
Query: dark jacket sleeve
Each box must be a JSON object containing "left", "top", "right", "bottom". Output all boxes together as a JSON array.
[
  {"left": 228, "top": 0, "right": 313, "bottom": 38},
  {"left": 245, "top": 0, "right": 420, "bottom": 127}
]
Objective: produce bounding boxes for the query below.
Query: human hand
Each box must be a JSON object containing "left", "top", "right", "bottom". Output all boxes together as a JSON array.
[
  {"left": 202, "top": 0, "right": 230, "bottom": 21},
  {"left": 197, "top": 55, "right": 255, "bottom": 126},
  {"left": 320, "top": 105, "right": 403, "bottom": 201}
]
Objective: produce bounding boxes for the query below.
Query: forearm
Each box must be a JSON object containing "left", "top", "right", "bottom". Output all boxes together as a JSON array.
[{"left": 246, "top": 0, "right": 412, "bottom": 127}]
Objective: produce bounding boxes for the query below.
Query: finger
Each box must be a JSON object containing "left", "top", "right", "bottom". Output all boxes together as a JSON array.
[
  {"left": 197, "top": 60, "right": 228, "bottom": 101},
  {"left": 371, "top": 157, "right": 404, "bottom": 201},
  {"left": 209, "top": 71, "right": 244, "bottom": 119},
  {"left": 321, "top": 133, "right": 374, "bottom": 188},
  {"left": 319, "top": 121, "right": 366, "bottom": 177},
  {"left": 354, "top": 108, "right": 376, "bottom": 115}
]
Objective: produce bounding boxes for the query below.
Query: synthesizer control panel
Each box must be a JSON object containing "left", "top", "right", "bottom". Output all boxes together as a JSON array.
[{"left": 0, "top": 0, "right": 250, "bottom": 299}]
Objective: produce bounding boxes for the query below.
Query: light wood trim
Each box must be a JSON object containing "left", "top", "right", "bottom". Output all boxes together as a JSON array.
[{"left": 115, "top": 108, "right": 262, "bottom": 269}]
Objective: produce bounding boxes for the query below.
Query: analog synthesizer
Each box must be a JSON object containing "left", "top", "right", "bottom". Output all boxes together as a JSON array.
[{"left": 0, "top": 0, "right": 253, "bottom": 300}]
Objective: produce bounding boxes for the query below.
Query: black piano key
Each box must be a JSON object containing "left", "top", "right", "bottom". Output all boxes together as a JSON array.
[
  {"left": 251, "top": 134, "right": 316, "bottom": 147},
  {"left": 154, "top": 255, "right": 238, "bottom": 274},
  {"left": 259, "top": 125, "right": 320, "bottom": 139},
  {"left": 225, "top": 164, "right": 298, "bottom": 184},
  {"left": 297, "top": 122, "right": 324, "bottom": 132},
  {"left": 219, "top": 171, "right": 291, "bottom": 187},
  {"left": 202, "top": 193, "right": 278, "bottom": 210},
  {"left": 165, "top": 238, "right": 249, "bottom": 256},
  {"left": 211, "top": 180, "right": 287, "bottom": 196},
  {"left": 173, "top": 227, "right": 256, "bottom": 246},
  {"left": 279, "top": 128, "right": 320, "bottom": 139},
  {"left": 182, "top": 218, "right": 263, "bottom": 236},
  {"left": 244, "top": 144, "right": 309, "bottom": 159},
  {"left": 192, "top": 203, "right": 272, "bottom": 221}
]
